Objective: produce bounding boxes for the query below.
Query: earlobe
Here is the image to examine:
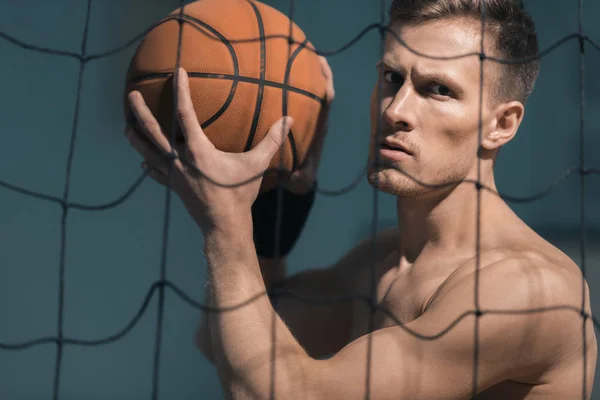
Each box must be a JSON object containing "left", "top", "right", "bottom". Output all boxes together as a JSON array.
[{"left": 481, "top": 101, "right": 524, "bottom": 151}]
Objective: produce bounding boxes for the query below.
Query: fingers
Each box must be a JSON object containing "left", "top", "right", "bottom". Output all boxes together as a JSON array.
[
  {"left": 284, "top": 169, "right": 315, "bottom": 194},
  {"left": 128, "top": 91, "right": 175, "bottom": 156},
  {"left": 125, "top": 126, "right": 172, "bottom": 175},
  {"left": 173, "top": 68, "right": 214, "bottom": 153},
  {"left": 252, "top": 116, "right": 294, "bottom": 168},
  {"left": 142, "top": 161, "right": 170, "bottom": 187},
  {"left": 318, "top": 56, "right": 335, "bottom": 102}
]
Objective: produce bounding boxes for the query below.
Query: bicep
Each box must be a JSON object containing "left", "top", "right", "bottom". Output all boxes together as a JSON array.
[
  {"left": 308, "top": 310, "right": 482, "bottom": 400},
  {"left": 306, "top": 259, "right": 576, "bottom": 400},
  {"left": 275, "top": 229, "right": 400, "bottom": 358},
  {"left": 274, "top": 265, "right": 357, "bottom": 358}
]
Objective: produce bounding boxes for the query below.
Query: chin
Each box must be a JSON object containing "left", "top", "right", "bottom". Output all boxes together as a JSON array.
[{"left": 366, "top": 165, "right": 428, "bottom": 197}]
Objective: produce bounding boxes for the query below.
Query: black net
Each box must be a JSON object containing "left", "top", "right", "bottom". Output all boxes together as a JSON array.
[{"left": 1, "top": 0, "right": 600, "bottom": 399}]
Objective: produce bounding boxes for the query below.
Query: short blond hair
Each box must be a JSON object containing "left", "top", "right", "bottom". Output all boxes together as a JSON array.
[{"left": 389, "top": 0, "right": 540, "bottom": 104}]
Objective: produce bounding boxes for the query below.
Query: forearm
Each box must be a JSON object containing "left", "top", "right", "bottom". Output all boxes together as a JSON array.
[
  {"left": 203, "top": 218, "right": 308, "bottom": 398},
  {"left": 197, "top": 256, "right": 287, "bottom": 364}
]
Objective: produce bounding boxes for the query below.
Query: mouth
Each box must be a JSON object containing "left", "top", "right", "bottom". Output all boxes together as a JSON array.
[
  {"left": 379, "top": 140, "right": 413, "bottom": 156},
  {"left": 380, "top": 143, "right": 408, "bottom": 153}
]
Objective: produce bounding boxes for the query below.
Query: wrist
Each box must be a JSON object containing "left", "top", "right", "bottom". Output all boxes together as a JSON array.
[
  {"left": 203, "top": 207, "right": 252, "bottom": 233},
  {"left": 203, "top": 218, "right": 262, "bottom": 293},
  {"left": 204, "top": 212, "right": 253, "bottom": 251}
]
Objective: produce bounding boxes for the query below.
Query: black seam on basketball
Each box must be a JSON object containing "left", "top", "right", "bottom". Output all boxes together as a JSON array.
[
  {"left": 127, "top": 15, "right": 240, "bottom": 130},
  {"left": 283, "top": 39, "right": 309, "bottom": 172},
  {"left": 282, "top": 39, "right": 309, "bottom": 114},
  {"left": 175, "top": 14, "right": 240, "bottom": 79},
  {"left": 130, "top": 72, "right": 323, "bottom": 104},
  {"left": 127, "top": 12, "right": 323, "bottom": 170},
  {"left": 170, "top": 15, "right": 240, "bottom": 130},
  {"left": 201, "top": 81, "right": 239, "bottom": 130},
  {"left": 244, "top": 1, "right": 267, "bottom": 152},
  {"left": 288, "top": 129, "right": 298, "bottom": 172}
]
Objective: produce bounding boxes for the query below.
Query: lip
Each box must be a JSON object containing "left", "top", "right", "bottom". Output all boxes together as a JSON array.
[
  {"left": 382, "top": 138, "right": 413, "bottom": 155},
  {"left": 378, "top": 139, "right": 413, "bottom": 161},
  {"left": 379, "top": 146, "right": 412, "bottom": 161}
]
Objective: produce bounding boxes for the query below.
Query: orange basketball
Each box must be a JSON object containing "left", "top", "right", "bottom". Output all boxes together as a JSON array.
[{"left": 124, "top": 0, "right": 327, "bottom": 192}]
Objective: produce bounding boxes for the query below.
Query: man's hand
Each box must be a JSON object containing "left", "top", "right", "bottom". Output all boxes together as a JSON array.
[
  {"left": 125, "top": 68, "right": 294, "bottom": 232},
  {"left": 284, "top": 56, "right": 335, "bottom": 194}
]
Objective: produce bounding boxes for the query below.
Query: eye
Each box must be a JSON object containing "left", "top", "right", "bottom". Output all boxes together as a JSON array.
[
  {"left": 431, "top": 83, "right": 452, "bottom": 97},
  {"left": 384, "top": 71, "right": 403, "bottom": 85}
]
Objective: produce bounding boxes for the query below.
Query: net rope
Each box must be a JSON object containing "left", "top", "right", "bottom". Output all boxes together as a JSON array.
[{"left": 0, "top": 0, "right": 599, "bottom": 399}]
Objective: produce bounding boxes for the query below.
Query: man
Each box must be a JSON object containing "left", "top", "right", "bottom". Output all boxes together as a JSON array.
[{"left": 125, "top": 0, "right": 597, "bottom": 398}]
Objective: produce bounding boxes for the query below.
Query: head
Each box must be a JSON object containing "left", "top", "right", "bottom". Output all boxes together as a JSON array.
[{"left": 367, "top": 0, "right": 540, "bottom": 198}]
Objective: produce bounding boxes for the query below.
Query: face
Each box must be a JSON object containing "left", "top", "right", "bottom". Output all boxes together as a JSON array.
[{"left": 368, "top": 17, "right": 497, "bottom": 198}]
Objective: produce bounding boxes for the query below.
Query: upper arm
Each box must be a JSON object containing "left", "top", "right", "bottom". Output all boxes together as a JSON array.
[
  {"left": 275, "top": 229, "right": 400, "bottom": 358},
  {"left": 304, "top": 257, "right": 587, "bottom": 400},
  {"left": 196, "top": 229, "right": 399, "bottom": 363}
]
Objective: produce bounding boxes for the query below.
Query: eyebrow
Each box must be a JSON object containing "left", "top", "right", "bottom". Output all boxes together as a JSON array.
[{"left": 379, "top": 58, "right": 465, "bottom": 95}]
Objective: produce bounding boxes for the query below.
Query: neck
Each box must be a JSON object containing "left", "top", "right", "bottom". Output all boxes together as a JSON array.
[{"left": 396, "top": 171, "right": 501, "bottom": 263}]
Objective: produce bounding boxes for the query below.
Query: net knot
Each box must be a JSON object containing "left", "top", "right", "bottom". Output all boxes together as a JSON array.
[
  {"left": 154, "top": 280, "right": 167, "bottom": 290},
  {"left": 578, "top": 35, "right": 586, "bottom": 54}
]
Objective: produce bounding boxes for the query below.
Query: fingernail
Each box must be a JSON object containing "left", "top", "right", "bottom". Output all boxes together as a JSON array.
[
  {"left": 128, "top": 91, "right": 137, "bottom": 104},
  {"left": 176, "top": 67, "right": 184, "bottom": 80},
  {"left": 284, "top": 116, "right": 294, "bottom": 128}
]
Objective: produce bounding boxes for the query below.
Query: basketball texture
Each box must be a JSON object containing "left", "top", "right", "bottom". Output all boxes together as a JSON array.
[{"left": 124, "top": 0, "right": 327, "bottom": 192}]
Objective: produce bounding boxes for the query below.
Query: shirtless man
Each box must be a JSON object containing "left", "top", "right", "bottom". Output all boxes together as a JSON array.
[{"left": 125, "top": 0, "right": 597, "bottom": 398}]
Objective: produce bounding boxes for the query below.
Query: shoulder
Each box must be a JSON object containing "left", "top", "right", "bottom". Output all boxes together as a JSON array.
[
  {"left": 425, "top": 248, "right": 592, "bottom": 369},
  {"left": 391, "top": 249, "right": 595, "bottom": 392},
  {"left": 431, "top": 248, "right": 585, "bottom": 312}
]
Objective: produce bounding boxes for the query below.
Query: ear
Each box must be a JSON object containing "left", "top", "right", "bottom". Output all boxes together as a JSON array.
[{"left": 481, "top": 101, "right": 524, "bottom": 151}]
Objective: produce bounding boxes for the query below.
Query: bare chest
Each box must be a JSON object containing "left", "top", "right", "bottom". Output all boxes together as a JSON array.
[{"left": 348, "top": 266, "right": 443, "bottom": 341}]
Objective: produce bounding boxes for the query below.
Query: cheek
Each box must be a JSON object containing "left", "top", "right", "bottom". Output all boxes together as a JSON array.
[
  {"left": 420, "top": 107, "right": 480, "bottom": 165},
  {"left": 435, "top": 104, "right": 480, "bottom": 146}
]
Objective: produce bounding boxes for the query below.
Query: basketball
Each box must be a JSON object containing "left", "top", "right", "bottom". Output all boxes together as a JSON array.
[{"left": 124, "top": 0, "right": 327, "bottom": 192}]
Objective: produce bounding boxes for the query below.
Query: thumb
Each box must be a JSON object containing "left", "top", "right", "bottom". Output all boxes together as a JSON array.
[{"left": 252, "top": 116, "right": 294, "bottom": 168}]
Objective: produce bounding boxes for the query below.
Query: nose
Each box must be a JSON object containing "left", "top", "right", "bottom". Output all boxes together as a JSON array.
[{"left": 382, "top": 85, "right": 416, "bottom": 132}]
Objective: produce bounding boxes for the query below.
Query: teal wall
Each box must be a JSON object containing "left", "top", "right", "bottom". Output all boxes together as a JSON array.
[{"left": 0, "top": 0, "right": 599, "bottom": 398}]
